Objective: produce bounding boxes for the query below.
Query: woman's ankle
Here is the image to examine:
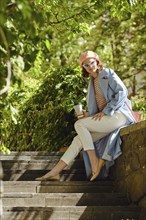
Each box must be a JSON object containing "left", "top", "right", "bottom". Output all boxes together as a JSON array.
[{"left": 92, "top": 158, "right": 99, "bottom": 174}]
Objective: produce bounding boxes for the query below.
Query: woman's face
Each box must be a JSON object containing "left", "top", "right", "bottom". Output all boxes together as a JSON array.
[{"left": 82, "top": 58, "right": 98, "bottom": 77}]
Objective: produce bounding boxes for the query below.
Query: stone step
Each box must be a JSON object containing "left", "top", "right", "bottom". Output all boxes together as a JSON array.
[
  {"left": 1, "top": 151, "right": 141, "bottom": 220},
  {"left": 0, "top": 155, "right": 63, "bottom": 161},
  {"left": 1, "top": 159, "right": 84, "bottom": 170},
  {"left": 3, "top": 206, "right": 140, "bottom": 220},
  {"left": 0, "top": 152, "right": 67, "bottom": 161},
  {"left": 0, "top": 151, "right": 63, "bottom": 156},
  {"left": 3, "top": 169, "right": 87, "bottom": 181},
  {"left": 3, "top": 192, "right": 129, "bottom": 207},
  {"left": 3, "top": 181, "right": 114, "bottom": 193}
]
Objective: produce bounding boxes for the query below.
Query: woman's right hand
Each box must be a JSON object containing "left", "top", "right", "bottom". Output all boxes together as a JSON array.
[
  {"left": 82, "top": 110, "right": 89, "bottom": 117},
  {"left": 76, "top": 110, "right": 89, "bottom": 119}
]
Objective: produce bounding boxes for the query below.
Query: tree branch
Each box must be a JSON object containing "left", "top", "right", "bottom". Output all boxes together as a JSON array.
[
  {"left": 0, "top": 27, "right": 11, "bottom": 95},
  {"left": 49, "top": 5, "right": 94, "bottom": 25},
  {"left": 0, "top": 60, "right": 12, "bottom": 95}
]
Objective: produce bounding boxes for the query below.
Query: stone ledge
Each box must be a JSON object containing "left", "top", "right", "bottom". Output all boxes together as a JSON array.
[
  {"left": 120, "top": 120, "right": 146, "bottom": 136},
  {"left": 111, "top": 119, "right": 146, "bottom": 220}
]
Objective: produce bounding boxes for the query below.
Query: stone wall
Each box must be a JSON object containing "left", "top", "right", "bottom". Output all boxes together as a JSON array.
[{"left": 111, "top": 120, "right": 146, "bottom": 220}]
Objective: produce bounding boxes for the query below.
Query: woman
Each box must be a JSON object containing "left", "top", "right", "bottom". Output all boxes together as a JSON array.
[{"left": 36, "top": 51, "right": 135, "bottom": 182}]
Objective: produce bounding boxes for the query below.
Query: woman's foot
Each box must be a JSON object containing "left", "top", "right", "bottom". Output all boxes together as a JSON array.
[
  {"left": 35, "top": 160, "right": 67, "bottom": 181},
  {"left": 35, "top": 174, "right": 60, "bottom": 181},
  {"left": 90, "top": 159, "right": 105, "bottom": 181}
]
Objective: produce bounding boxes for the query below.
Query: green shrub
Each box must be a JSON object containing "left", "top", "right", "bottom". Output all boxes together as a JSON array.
[
  {"left": 1, "top": 66, "right": 145, "bottom": 153},
  {"left": 1, "top": 66, "right": 87, "bottom": 152},
  {"left": 131, "top": 94, "right": 146, "bottom": 120}
]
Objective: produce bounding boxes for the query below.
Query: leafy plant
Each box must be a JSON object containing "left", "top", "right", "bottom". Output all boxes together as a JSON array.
[
  {"left": 1, "top": 66, "right": 87, "bottom": 151},
  {"left": 0, "top": 0, "right": 145, "bottom": 153},
  {"left": 131, "top": 94, "right": 146, "bottom": 120}
]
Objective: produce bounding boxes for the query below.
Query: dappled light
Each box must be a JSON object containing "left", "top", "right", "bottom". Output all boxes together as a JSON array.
[
  {"left": 0, "top": 0, "right": 145, "bottom": 153},
  {"left": 0, "top": 1, "right": 146, "bottom": 219}
]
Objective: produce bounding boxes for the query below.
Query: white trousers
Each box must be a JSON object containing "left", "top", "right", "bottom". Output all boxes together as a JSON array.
[{"left": 61, "top": 111, "right": 127, "bottom": 165}]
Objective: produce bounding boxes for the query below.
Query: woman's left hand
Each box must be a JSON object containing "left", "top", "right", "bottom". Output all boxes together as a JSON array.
[{"left": 92, "top": 112, "right": 105, "bottom": 120}]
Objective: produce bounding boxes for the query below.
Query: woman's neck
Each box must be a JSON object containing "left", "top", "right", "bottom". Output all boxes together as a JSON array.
[{"left": 92, "top": 71, "right": 98, "bottom": 79}]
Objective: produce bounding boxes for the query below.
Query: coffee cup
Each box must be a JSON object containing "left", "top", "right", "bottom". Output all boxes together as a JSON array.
[{"left": 73, "top": 103, "right": 83, "bottom": 116}]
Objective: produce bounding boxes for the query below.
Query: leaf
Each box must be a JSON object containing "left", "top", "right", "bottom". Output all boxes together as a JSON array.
[
  {"left": 12, "top": 115, "right": 17, "bottom": 124},
  {"left": 10, "top": 105, "right": 18, "bottom": 115},
  {"left": 45, "top": 39, "right": 51, "bottom": 50}
]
